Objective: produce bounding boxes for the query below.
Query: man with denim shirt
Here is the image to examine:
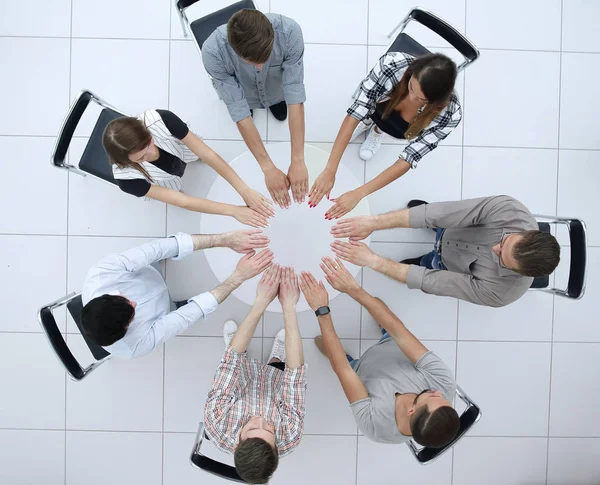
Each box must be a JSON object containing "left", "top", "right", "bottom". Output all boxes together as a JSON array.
[
  {"left": 81, "top": 230, "right": 273, "bottom": 359},
  {"left": 202, "top": 9, "right": 308, "bottom": 208}
]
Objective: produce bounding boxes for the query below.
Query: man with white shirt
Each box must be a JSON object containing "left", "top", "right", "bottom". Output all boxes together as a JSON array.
[{"left": 81, "top": 230, "right": 273, "bottom": 359}]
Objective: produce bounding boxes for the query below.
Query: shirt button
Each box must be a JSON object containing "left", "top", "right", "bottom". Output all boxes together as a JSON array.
[
  {"left": 466, "top": 245, "right": 469, "bottom": 248},
  {"left": 456, "top": 244, "right": 458, "bottom": 247},
  {"left": 477, "top": 246, "right": 480, "bottom": 250}
]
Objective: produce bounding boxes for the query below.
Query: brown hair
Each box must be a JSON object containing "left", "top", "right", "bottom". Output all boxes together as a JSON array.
[
  {"left": 410, "top": 405, "right": 460, "bottom": 448},
  {"left": 513, "top": 230, "right": 561, "bottom": 277},
  {"left": 383, "top": 53, "right": 457, "bottom": 139},
  {"left": 234, "top": 437, "right": 279, "bottom": 483},
  {"left": 102, "top": 117, "right": 153, "bottom": 181},
  {"left": 227, "top": 9, "right": 274, "bottom": 64}
]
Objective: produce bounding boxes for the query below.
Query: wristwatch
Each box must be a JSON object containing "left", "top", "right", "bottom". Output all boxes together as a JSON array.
[{"left": 315, "top": 306, "right": 331, "bottom": 317}]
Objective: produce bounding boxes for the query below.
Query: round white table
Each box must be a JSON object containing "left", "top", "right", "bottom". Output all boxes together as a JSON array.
[{"left": 201, "top": 143, "right": 371, "bottom": 313}]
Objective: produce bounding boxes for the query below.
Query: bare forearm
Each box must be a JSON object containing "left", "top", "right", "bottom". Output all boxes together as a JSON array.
[
  {"left": 370, "top": 207, "right": 411, "bottom": 231},
  {"left": 237, "top": 117, "right": 274, "bottom": 172},
  {"left": 318, "top": 314, "right": 350, "bottom": 372},
  {"left": 288, "top": 104, "right": 305, "bottom": 164},
  {"left": 355, "top": 159, "right": 410, "bottom": 199},
  {"left": 283, "top": 306, "right": 304, "bottom": 368},
  {"left": 209, "top": 272, "right": 245, "bottom": 304},
  {"left": 191, "top": 233, "right": 235, "bottom": 251},
  {"left": 230, "top": 301, "right": 267, "bottom": 353},
  {"left": 182, "top": 196, "right": 237, "bottom": 218},
  {"left": 203, "top": 151, "right": 249, "bottom": 195},
  {"left": 369, "top": 255, "right": 410, "bottom": 284},
  {"left": 325, "top": 115, "right": 358, "bottom": 173}
]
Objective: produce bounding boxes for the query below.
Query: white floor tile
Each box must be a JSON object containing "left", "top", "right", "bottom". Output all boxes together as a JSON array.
[
  {"left": 68, "top": 139, "right": 167, "bottom": 237},
  {"left": 557, "top": 150, "right": 600, "bottom": 246},
  {"left": 365, "top": 145, "right": 462, "bottom": 243},
  {"left": 0, "top": 235, "right": 66, "bottom": 332},
  {"left": 0, "top": 430, "right": 65, "bottom": 485},
  {"left": 357, "top": 435, "right": 452, "bottom": 485},
  {"left": 547, "top": 438, "right": 600, "bottom": 485},
  {"left": 462, "top": 147, "right": 558, "bottom": 216},
  {"left": 269, "top": 435, "right": 357, "bottom": 485},
  {"left": 464, "top": 50, "right": 560, "bottom": 148},
  {"left": 66, "top": 431, "right": 162, "bottom": 485},
  {"left": 466, "top": 0, "right": 561, "bottom": 50},
  {"left": 66, "top": 335, "right": 164, "bottom": 432},
  {"left": 550, "top": 343, "right": 600, "bottom": 437},
  {"left": 554, "top": 248, "right": 600, "bottom": 342},
  {"left": 0, "top": 137, "right": 68, "bottom": 235},
  {"left": 262, "top": 338, "right": 359, "bottom": 435},
  {"left": 453, "top": 437, "right": 548, "bottom": 485},
  {"left": 164, "top": 336, "right": 262, "bottom": 432},
  {"left": 72, "top": 0, "right": 171, "bottom": 39},
  {"left": 456, "top": 341, "right": 551, "bottom": 436},
  {"left": 0, "top": 333, "right": 65, "bottom": 429},
  {"left": 562, "top": 0, "right": 600, "bottom": 53},
  {"left": 368, "top": 0, "right": 466, "bottom": 48},
  {"left": 271, "top": 0, "right": 368, "bottom": 44},
  {"left": 458, "top": 291, "right": 554, "bottom": 342},
  {"left": 362, "top": 243, "right": 458, "bottom": 341},
  {"left": 169, "top": 40, "right": 268, "bottom": 141},
  {"left": 0, "top": 38, "right": 70, "bottom": 136},
  {"left": 70, "top": 39, "right": 170, "bottom": 134},
  {"left": 0, "top": 0, "right": 71, "bottom": 36},
  {"left": 560, "top": 53, "right": 600, "bottom": 150},
  {"left": 268, "top": 44, "right": 367, "bottom": 143}
]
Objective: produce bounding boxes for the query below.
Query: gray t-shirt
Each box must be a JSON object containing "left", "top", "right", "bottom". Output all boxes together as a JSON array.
[{"left": 351, "top": 338, "right": 456, "bottom": 444}]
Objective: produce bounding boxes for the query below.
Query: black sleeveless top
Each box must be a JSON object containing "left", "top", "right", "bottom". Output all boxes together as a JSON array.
[{"left": 370, "top": 101, "right": 409, "bottom": 140}]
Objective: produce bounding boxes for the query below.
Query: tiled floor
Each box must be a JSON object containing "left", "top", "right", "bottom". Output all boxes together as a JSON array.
[{"left": 0, "top": 0, "right": 599, "bottom": 484}]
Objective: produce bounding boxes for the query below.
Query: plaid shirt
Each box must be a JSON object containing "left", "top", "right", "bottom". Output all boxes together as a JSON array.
[
  {"left": 204, "top": 347, "right": 307, "bottom": 457},
  {"left": 347, "top": 52, "right": 462, "bottom": 168}
]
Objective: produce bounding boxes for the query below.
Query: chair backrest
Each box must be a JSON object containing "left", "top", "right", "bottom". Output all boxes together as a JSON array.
[
  {"left": 406, "top": 385, "right": 482, "bottom": 464},
  {"left": 190, "top": 422, "right": 245, "bottom": 482},
  {"left": 52, "top": 90, "right": 127, "bottom": 184},
  {"left": 178, "top": 0, "right": 256, "bottom": 51},
  {"left": 388, "top": 7, "right": 479, "bottom": 72},
  {"left": 37, "top": 292, "right": 110, "bottom": 381},
  {"left": 565, "top": 219, "right": 587, "bottom": 299}
]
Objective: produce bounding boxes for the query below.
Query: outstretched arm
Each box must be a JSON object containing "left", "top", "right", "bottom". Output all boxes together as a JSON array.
[{"left": 278, "top": 267, "right": 304, "bottom": 368}]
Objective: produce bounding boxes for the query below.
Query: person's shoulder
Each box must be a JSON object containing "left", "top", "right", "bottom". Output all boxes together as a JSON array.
[
  {"left": 381, "top": 51, "right": 414, "bottom": 67},
  {"left": 202, "top": 24, "right": 228, "bottom": 52},
  {"left": 268, "top": 13, "right": 301, "bottom": 33}
]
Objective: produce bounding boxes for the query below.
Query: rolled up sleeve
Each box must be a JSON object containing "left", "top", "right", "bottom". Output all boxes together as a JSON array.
[{"left": 281, "top": 18, "right": 306, "bottom": 105}]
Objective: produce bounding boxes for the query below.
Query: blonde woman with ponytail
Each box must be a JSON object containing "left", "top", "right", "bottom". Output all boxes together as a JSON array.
[{"left": 309, "top": 52, "right": 462, "bottom": 219}]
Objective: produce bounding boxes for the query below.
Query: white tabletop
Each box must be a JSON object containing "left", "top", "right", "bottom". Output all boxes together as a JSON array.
[{"left": 201, "top": 142, "right": 371, "bottom": 313}]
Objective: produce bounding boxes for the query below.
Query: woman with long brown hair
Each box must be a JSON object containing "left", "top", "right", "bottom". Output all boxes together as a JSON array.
[
  {"left": 103, "top": 109, "right": 274, "bottom": 228},
  {"left": 308, "top": 52, "right": 462, "bottom": 219}
]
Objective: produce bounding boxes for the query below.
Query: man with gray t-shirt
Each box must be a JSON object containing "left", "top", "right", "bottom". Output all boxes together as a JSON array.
[{"left": 299, "top": 258, "right": 459, "bottom": 448}]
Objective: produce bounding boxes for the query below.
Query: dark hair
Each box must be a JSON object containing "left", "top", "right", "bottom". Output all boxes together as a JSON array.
[
  {"left": 512, "top": 230, "right": 561, "bottom": 277},
  {"left": 383, "top": 53, "right": 457, "bottom": 139},
  {"left": 102, "top": 117, "right": 154, "bottom": 181},
  {"left": 227, "top": 9, "right": 274, "bottom": 64},
  {"left": 81, "top": 294, "right": 135, "bottom": 346},
  {"left": 410, "top": 405, "right": 460, "bottom": 448},
  {"left": 234, "top": 437, "right": 279, "bottom": 484}
]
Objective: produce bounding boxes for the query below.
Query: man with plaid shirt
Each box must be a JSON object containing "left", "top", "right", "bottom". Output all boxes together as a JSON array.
[{"left": 204, "top": 265, "right": 306, "bottom": 484}]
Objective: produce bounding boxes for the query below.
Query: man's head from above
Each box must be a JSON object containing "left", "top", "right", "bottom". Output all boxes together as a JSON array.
[
  {"left": 227, "top": 9, "right": 274, "bottom": 68},
  {"left": 234, "top": 416, "right": 279, "bottom": 483},
  {"left": 492, "top": 230, "right": 560, "bottom": 277},
  {"left": 81, "top": 294, "right": 136, "bottom": 346},
  {"left": 408, "top": 390, "right": 460, "bottom": 448}
]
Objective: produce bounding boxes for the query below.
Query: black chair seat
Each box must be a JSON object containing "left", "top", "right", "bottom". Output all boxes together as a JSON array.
[
  {"left": 78, "top": 108, "right": 122, "bottom": 185},
  {"left": 67, "top": 295, "right": 110, "bottom": 361},
  {"left": 386, "top": 33, "right": 431, "bottom": 58},
  {"left": 190, "top": 0, "right": 255, "bottom": 50}
]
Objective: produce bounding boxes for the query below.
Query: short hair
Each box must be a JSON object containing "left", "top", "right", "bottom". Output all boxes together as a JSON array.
[
  {"left": 227, "top": 9, "right": 274, "bottom": 64},
  {"left": 234, "top": 437, "right": 279, "bottom": 484},
  {"left": 410, "top": 405, "right": 460, "bottom": 448},
  {"left": 81, "top": 294, "right": 135, "bottom": 346},
  {"left": 512, "top": 230, "right": 561, "bottom": 277}
]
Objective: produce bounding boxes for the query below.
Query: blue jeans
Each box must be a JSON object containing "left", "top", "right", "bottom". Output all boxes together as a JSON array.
[
  {"left": 419, "top": 228, "right": 448, "bottom": 270},
  {"left": 347, "top": 329, "right": 392, "bottom": 369}
]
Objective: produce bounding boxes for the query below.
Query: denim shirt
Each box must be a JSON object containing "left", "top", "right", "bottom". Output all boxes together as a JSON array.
[{"left": 201, "top": 13, "right": 306, "bottom": 122}]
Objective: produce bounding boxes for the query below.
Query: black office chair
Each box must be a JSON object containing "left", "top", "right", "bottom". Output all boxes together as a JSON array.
[
  {"left": 52, "top": 90, "right": 128, "bottom": 185},
  {"left": 407, "top": 385, "right": 482, "bottom": 465},
  {"left": 175, "top": 0, "right": 256, "bottom": 53},
  {"left": 190, "top": 422, "right": 245, "bottom": 483},
  {"left": 37, "top": 292, "right": 111, "bottom": 381},
  {"left": 530, "top": 216, "right": 588, "bottom": 299}
]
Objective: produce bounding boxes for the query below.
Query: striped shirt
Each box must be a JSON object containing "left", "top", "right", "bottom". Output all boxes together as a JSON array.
[
  {"left": 204, "top": 347, "right": 307, "bottom": 457},
  {"left": 348, "top": 52, "right": 462, "bottom": 168}
]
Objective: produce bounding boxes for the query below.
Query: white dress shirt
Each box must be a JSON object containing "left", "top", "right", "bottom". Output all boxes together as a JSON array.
[{"left": 82, "top": 233, "right": 218, "bottom": 359}]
